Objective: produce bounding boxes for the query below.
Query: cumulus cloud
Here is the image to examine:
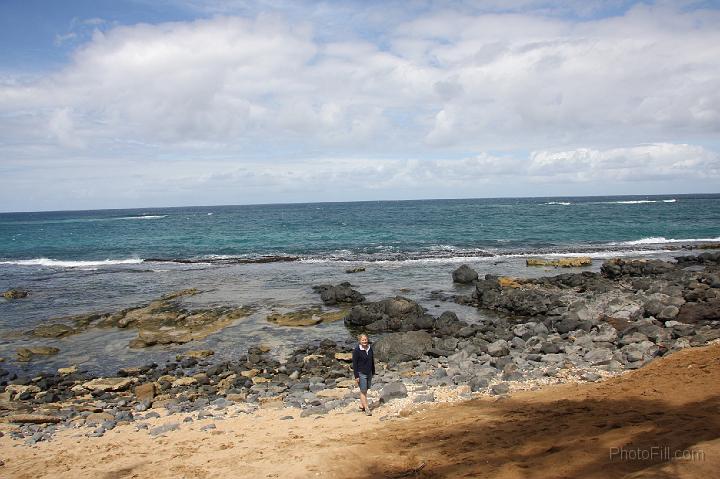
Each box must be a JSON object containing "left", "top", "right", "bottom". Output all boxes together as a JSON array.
[
  {"left": 0, "top": 2, "right": 719, "bottom": 210},
  {"left": 528, "top": 143, "right": 720, "bottom": 182}
]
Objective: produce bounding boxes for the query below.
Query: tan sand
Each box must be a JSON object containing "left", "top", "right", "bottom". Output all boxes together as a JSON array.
[{"left": 2, "top": 343, "right": 719, "bottom": 479}]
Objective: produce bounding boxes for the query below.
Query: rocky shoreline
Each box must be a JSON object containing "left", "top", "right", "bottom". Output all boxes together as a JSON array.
[{"left": 1, "top": 251, "right": 719, "bottom": 446}]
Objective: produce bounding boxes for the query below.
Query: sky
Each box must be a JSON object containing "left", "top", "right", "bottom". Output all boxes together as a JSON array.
[{"left": 1, "top": 0, "right": 719, "bottom": 212}]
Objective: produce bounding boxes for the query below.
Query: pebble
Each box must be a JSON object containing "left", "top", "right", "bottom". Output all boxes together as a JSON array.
[{"left": 148, "top": 423, "right": 179, "bottom": 437}]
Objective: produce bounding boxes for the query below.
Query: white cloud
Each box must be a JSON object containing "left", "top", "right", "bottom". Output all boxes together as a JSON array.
[
  {"left": 528, "top": 143, "right": 720, "bottom": 181},
  {"left": 0, "top": 2, "right": 719, "bottom": 210}
]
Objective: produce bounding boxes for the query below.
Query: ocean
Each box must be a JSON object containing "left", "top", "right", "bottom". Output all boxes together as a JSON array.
[{"left": 1, "top": 194, "right": 719, "bottom": 376}]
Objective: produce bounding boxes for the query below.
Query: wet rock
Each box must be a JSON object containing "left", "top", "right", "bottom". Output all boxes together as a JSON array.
[
  {"left": 16, "top": 346, "right": 60, "bottom": 362},
  {"left": 345, "top": 267, "right": 366, "bottom": 274},
  {"left": 183, "top": 350, "right": 215, "bottom": 359},
  {"left": 267, "top": 308, "right": 346, "bottom": 327},
  {"left": 95, "top": 289, "right": 253, "bottom": 348},
  {"left": 344, "top": 296, "right": 426, "bottom": 330},
  {"left": 526, "top": 257, "right": 591, "bottom": 268},
  {"left": 452, "top": 264, "right": 479, "bottom": 284},
  {"left": 312, "top": 283, "right": 365, "bottom": 306},
  {"left": 31, "top": 324, "right": 75, "bottom": 338},
  {"left": 3, "top": 288, "right": 29, "bottom": 299},
  {"left": 601, "top": 258, "right": 676, "bottom": 278}
]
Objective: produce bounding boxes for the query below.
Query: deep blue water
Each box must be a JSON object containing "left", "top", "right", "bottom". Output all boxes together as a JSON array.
[{"left": 1, "top": 194, "right": 719, "bottom": 264}]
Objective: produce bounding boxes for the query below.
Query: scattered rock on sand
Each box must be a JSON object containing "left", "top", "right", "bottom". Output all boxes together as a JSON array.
[
  {"left": 134, "top": 383, "right": 156, "bottom": 404},
  {"left": 149, "top": 423, "right": 179, "bottom": 437},
  {"left": 81, "top": 377, "right": 135, "bottom": 392},
  {"left": 379, "top": 382, "right": 408, "bottom": 403},
  {"left": 2, "top": 414, "right": 61, "bottom": 424}
]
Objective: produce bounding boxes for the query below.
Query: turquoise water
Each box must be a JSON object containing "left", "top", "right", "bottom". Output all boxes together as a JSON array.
[
  {"left": 1, "top": 194, "right": 718, "bottom": 376},
  {"left": 1, "top": 194, "right": 719, "bottom": 263}
]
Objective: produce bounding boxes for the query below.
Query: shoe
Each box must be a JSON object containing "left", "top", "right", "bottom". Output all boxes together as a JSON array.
[
  {"left": 359, "top": 406, "right": 365, "bottom": 412},
  {"left": 365, "top": 409, "right": 372, "bottom": 416}
]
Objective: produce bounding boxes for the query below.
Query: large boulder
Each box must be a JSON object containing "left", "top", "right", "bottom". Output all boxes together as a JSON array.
[
  {"left": 677, "top": 300, "right": 720, "bottom": 323},
  {"left": 312, "top": 283, "right": 365, "bottom": 306},
  {"left": 433, "top": 311, "right": 467, "bottom": 336},
  {"left": 601, "top": 258, "right": 675, "bottom": 279},
  {"left": 452, "top": 265, "right": 479, "bottom": 284},
  {"left": 478, "top": 286, "right": 562, "bottom": 317},
  {"left": 344, "top": 296, "right": 429, "bottom": 331},
  {"left": 373, "top": 331, "right": 433, "bottom": 363}
]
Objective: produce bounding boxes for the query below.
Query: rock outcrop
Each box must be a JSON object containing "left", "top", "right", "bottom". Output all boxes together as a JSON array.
[{"left": 312, "top": 283, "right": 365, "bottom": 305}]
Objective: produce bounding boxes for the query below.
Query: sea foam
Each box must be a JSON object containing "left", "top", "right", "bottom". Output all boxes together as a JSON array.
[
  {"left": 0, "top": 258, "right": 143, "bottom": 268},
  {"left": 611, "top": 236, "right": 720, "bottom": 246}
]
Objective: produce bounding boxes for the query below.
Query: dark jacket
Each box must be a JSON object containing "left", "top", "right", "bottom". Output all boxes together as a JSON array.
[{"left": 352, "top": 344, "right": 375, "bottom": 378}]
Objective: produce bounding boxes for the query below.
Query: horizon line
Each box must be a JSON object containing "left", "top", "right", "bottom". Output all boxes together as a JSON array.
[{"left": 1, "top": 191, "right": 718, "bottom": 215}]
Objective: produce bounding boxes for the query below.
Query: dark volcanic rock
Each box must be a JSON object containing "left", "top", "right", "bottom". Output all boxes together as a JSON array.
[
  {"left": 312, "top": 282, "right": 365, "bottom": 306},
  {"left": 601, "top": 258, "right": 676, "bottom": 279},
  {"left": 452, "top": 264, "right": 479, "bottom": 284},
  {"left": 344, "top": 296, "right": 427, "bottom": 331},
  {"left": 477, "top": 286, "right": 561, "bottom": 317}
]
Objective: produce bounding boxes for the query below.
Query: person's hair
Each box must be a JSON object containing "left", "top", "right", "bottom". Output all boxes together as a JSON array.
[{"left": 358, "top": 333, "right": 369, "bottom": 341}]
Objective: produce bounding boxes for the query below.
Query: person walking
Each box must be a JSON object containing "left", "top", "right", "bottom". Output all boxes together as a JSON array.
[{"left": 352, "top": 333, "right": 375, "bottom": 416}]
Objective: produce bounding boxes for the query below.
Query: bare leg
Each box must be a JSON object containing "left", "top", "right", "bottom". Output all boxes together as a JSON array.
[{"left": 360, "top": 390, "right": 368, "bottom": 411}]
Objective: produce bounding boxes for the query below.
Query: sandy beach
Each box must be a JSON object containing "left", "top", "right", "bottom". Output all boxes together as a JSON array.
[{"left": 2, "top": 340, "right": 718, "bottom": 479}]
